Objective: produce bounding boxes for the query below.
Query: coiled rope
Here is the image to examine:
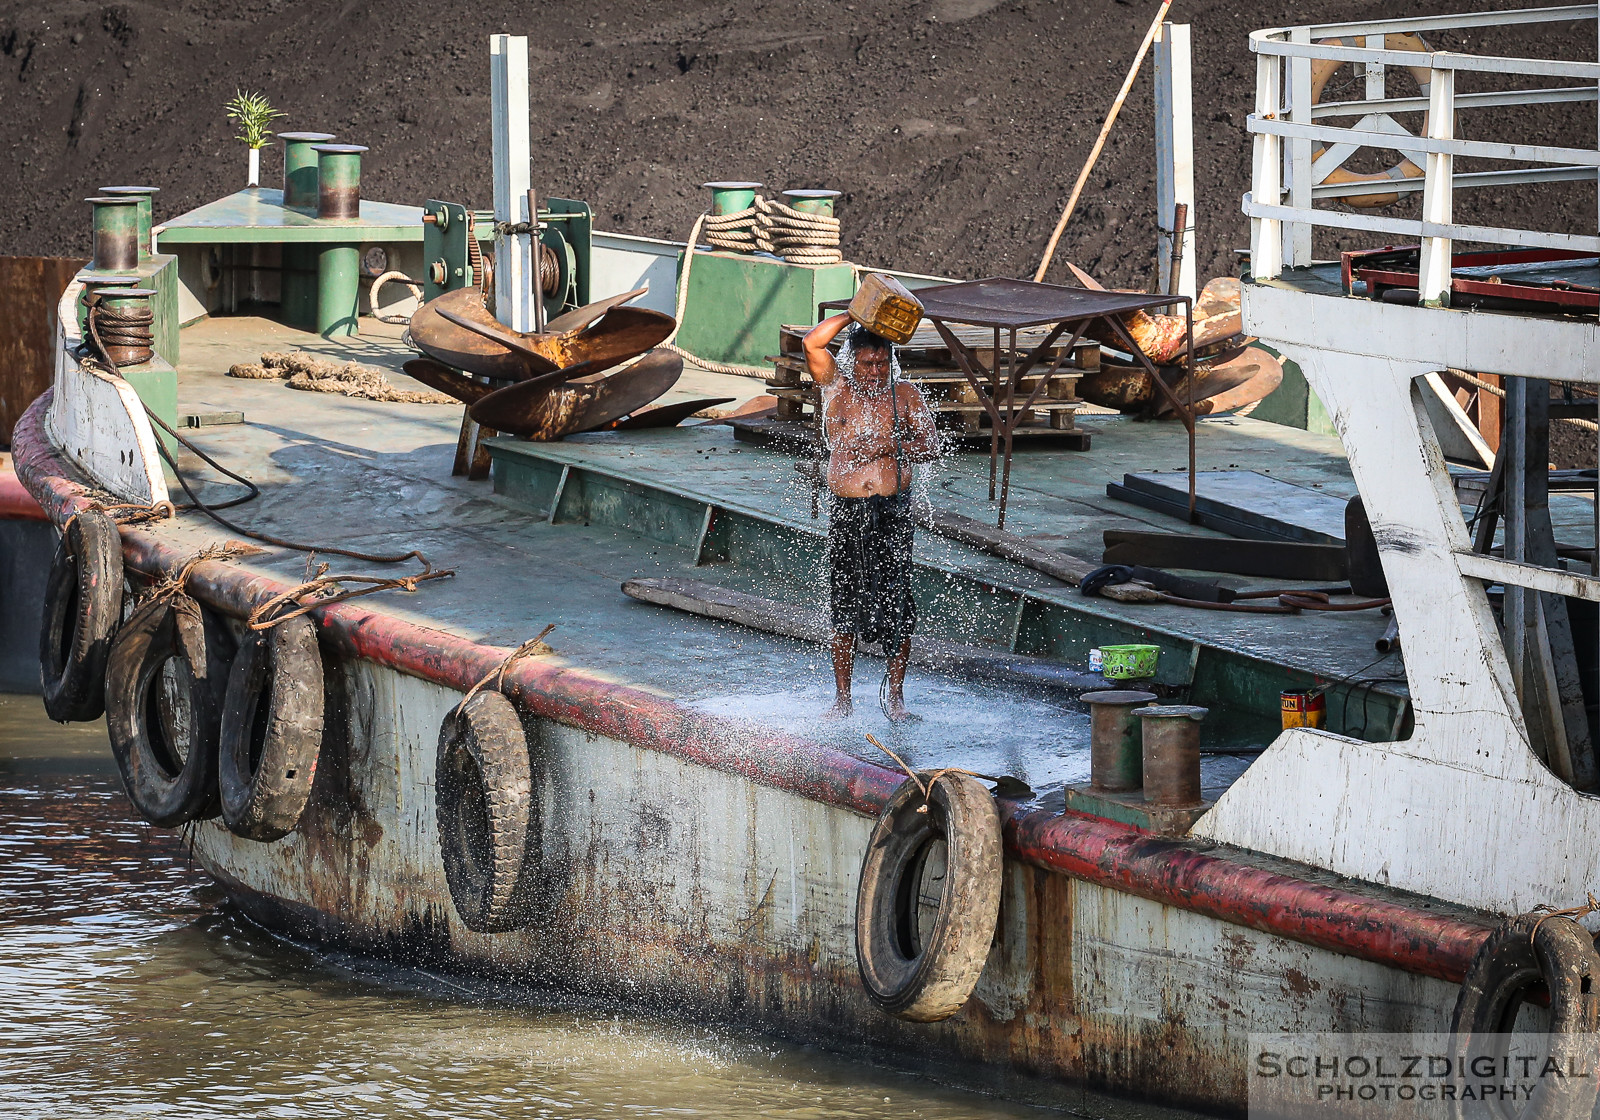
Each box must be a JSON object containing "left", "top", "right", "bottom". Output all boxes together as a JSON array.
[
  {"left": 664, "top": 198, "right": 847, "bottom": 379},
  {"left": 699, "top": 196, "right": 843, "bottom": 264},
  {"left": 85, "top": 296, "right": 155, "bottom": 366}
]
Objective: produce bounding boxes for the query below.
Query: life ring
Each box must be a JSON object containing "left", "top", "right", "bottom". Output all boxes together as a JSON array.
[
  {"left": 219, "top": 615, "right": 325, "bottom": 842},
  {"left": 1310, "top": 33, "right": 1432, "bottom": 208},
  {"left": 38, "top": 510, "right": 124, "bottom": 723},
  {"left": 855, "top": 771, "right": 1003, "bottom": 1022},
  {"left": 1452, "top": 913, "right": 1600, "bottom": 1120},
  {"left": 105, "top": 595, "right": 224, "bottom": 827},
  {"left": 435, "top": 691, "right": 537, "bottom": 932}
]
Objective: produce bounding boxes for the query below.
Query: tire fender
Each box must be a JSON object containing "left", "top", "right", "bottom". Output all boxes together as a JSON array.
[
  {"left": 105, "top": 595, "right": 224, "bottom": 827},
  {"left": 1452, "top": 913, "right": 1600, "bottom": 1120},
  {"left": 219, "top": 615, "right": 325, "bottom": 842},
  {"left": 856, "top": 772, "right": 1003, "bottom": 1022},
  {"left": 39, "top": 510, "right": 124, "bottom": 723},
  {"left": 435, "top": 691, "right": 537, "bottom": 933}
]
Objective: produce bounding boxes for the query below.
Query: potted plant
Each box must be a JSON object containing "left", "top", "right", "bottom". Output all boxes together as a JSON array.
[{"left": 225, "top": 90, "right": 285, "bottom": 187}]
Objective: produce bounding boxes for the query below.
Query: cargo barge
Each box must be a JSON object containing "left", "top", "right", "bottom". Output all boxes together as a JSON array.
[{"left": 5, "top": 7, "right": 1600, "bottom": 1113}]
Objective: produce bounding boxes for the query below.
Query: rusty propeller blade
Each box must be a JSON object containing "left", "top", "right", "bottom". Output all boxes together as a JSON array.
[
  {"left": 409, "top": 287, "right": 559, "bottom": 382},
  {"left": 558, "top": 306, "right": 675, "bottom": 377},
  {"left": 544, "top": 285, "right": 649, "bottom": 334},
  {"left": 401, "top": 358, "right": 495, "bottom": 405},
  {"left": 469, "top": 350, "right": 685, "bottom": 440},
  {"left": 607, "top": 396, "right": 736, "bottom": 431}
]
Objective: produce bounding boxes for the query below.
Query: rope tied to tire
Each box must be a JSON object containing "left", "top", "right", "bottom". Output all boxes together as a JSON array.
[
  {"left": 247, "top": 562, "right": 455, "bottom": 631},
  {"left": 459, "top": 624, "right": 557, "bottom": 708},
  {"left": 865, "top": 733, "right": 1005, "bottom": 814}
]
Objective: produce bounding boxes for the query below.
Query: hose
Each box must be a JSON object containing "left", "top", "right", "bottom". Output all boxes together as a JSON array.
[{"left": 369, "top": 271, "right": 424, "bottom": 325}]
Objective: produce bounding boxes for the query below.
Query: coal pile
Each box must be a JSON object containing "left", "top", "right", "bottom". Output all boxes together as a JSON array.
[{"left": 1, "top": 0, "right": 1592, "bottom": 288}]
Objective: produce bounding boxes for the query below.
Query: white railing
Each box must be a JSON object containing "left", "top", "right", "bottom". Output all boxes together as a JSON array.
[{"left": 1245, "top": 4, "right": 1600, "bottom": 304}]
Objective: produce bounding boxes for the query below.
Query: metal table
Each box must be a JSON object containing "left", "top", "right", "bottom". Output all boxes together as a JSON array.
[{"left": 827, "top": 277, "right": 1194, "bottom": 528}]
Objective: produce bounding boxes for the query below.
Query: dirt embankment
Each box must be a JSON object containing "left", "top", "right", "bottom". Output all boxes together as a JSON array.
[{"left": 1, "top": 0, "right": 1593, "bottom": 289}]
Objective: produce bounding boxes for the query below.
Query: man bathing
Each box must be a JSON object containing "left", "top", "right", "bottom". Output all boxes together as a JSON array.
[{"left": 803, "top": 312, "right": 939, "bottom": 721}]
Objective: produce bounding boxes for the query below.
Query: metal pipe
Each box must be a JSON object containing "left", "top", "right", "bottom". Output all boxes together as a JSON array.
[
  {"left": 1136, "top": 704, "right": 1207, "bottom": 806},
  {"left": 85, "top": 196, "right": 142, "bottom": 272},
  {"left": 279, "top": 131, "right": 336, "bottom": 209},
  {"left": 702, "top": 181, "right": 762, "bottom": 215},
  {"left": 97, "top": 186, "right": 159, "bottom": 258},
  {"left": 1083, "top": 689, "right": 1157, "bottom": 792}
]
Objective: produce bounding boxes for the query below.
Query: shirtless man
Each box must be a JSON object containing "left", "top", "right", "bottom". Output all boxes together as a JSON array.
[{"left": 803, "top": 312, "right": 939, "bottom": 720}]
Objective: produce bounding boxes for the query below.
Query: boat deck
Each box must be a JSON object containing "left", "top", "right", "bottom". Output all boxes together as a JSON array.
[{"left": 153, "top": 315, "right": 1438, "bottom": 805}]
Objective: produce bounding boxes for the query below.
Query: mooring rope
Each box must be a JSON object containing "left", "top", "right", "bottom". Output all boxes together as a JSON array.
[{"left": 86, "top": 299, "right": 155, "bottom": 366}]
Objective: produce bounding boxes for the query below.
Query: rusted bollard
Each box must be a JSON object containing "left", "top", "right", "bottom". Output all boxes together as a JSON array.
[
  {"left": 1134, "top": 705, "right": 1208, "bottom": 807},
  {"left": 1082, "top": 690, "right": 1157, "bottom": 793},
  {"left": 85, "top": 195, "right": 142, "bottom": 272}
]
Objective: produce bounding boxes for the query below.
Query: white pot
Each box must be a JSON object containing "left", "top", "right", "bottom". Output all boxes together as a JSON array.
[{"left": 247, "top": 147, "right": 260, "bottom": 187}]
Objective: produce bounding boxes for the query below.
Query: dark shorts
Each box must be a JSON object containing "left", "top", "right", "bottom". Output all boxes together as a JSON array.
[{"left": 829, "top": 492, "right": 917, "bottom": 649}]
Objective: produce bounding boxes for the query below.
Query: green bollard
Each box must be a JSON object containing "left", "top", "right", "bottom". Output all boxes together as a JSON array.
[
  {"left": 312, "top": 143, "right": 366, "bottom": 220},
  {"left": 315, "top": 244, "right": 360, "bottom": 337},
  {"left": 279, "top": 131, "right": 336, "bottom": 209},
  {"left": 781, "top": 188, "right": 841, "bottom": 216},
  {"left": 98, "top": 186, "right": 160, "bottom": 258},
  {"left": 85, "top": 196, "right": 142, "bottom": 272},
  {"left": 702, "top": 180, "right": 762, "bottom": 216},
  {"left": 74, "top": 272, "right": 141, "bottom": 336}
]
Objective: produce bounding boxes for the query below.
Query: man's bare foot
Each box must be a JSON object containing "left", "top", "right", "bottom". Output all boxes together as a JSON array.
[
  {"left": 883, "top": 696, "right": 915, "bottom": 723},
  {"left": 823, "top": 697, "right": 854, "bottom": 719}
]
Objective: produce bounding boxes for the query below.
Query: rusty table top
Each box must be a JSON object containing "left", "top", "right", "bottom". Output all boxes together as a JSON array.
[{"left": 822, "top": 276, "right": 1183, "bottom": 329}]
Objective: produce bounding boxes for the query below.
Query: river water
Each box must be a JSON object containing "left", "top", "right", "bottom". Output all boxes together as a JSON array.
[{"left": 0, "top": 693, "right": 1199, "bottom": 1120}]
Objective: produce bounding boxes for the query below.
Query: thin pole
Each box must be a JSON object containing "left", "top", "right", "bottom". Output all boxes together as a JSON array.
[
  {"left": 989, "top": 326, "right": 1001, "bottom": 501},
  {"left": 1034, "top": 0, "right": 1173, "bottom": 283}
]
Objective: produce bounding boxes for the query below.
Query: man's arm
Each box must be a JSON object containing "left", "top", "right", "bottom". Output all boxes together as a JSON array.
[
  {"left": 803, "top": 312, "right": 853, "bottom": 386},
  {"left": 897, "top": 384, "right": 941, "bottom": 463}
]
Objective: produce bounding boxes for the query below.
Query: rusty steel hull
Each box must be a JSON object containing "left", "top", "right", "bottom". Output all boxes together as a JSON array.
[{"left": 11, "top": 390, "right": 1488, "bottom": 1113}]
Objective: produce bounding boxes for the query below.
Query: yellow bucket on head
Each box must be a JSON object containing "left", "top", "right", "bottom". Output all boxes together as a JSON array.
[
  {"left": 848, "top": 273, "right": 923, "bottom": 345},
  {"left": 1281, "top": 689, "right": 1326, "bottom": 729}
]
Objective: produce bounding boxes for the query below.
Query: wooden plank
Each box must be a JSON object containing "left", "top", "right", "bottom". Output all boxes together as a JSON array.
[
  {"left": 918, "top": 507, "right": 1097, "bottom": 584},
  {"left": 0, "top": 256, "right": 86, "bottom": 448},
  {"left": 1103, "top": 529, "right": 1348, "bottom": 580},
  {"left": 620, "top": 576, "right": 1106, "bottom": 692}
]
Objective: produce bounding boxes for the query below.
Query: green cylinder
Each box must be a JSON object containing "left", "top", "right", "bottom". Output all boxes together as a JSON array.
[
  {"left": 281, "top": 243, "right": 316, "bottom": 330},
  {"left": 98, "top": 186, "right": 159, "bottom": 257},
  {"left": 93, "top": 286, "right": 157, "bottom": 366},
  {"left": 85, "top": 196, "right": 141, "bottom": 272},
  {"left": 312, "top": 143, "right": 366, "bottom": 220},
  {"left": 702, "top": 180, "right": 761, "bottom": 215},
  {"left": 75, "top": 271, "right": 141, "bottom": 335},
  {"left": 279, "top": 131, "right": 336, "bottom": 209},
  {"left": 782, "top": 188, "right": 841, "bottom": 216},
  {"left": 316, "top": 244, "right": 360, "bottom": 336}
]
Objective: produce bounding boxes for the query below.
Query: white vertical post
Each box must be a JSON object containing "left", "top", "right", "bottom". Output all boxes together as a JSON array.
[
  {"left": 1250, "top": 52, "right": 1284, "bottom": 280},
  {"left": 1418, "top": 64, "right": 1456, "bottom": 307},
  {"left": 1284, "top": 26, "right": 1314, "bottom": 269},
  {"left": 490, "top": 34, "right": 533, "bottom": 332},
  {"left": 1364, "top": 34, "right": 1385, "bottom": 100},
  {"left": 1154, "top": 22, "right": 1196, "bottom": 300}
]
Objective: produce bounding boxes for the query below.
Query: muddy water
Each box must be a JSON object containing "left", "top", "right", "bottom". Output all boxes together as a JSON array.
[{"left": 0, "top": 694, "right": 1197, "bottom": 1120}]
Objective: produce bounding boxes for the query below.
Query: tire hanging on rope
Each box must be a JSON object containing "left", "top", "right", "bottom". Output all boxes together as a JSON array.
[
  {"left": 219, "top": 614, "right": 325, "bottom": 842},
  {"left": 1451, "top": 912, "right": 1600, "bottom": 1120},
  {"left": 39, "top": 510, "right": 124, "bottom": 722},
  {"left": 105, "top": 595, "right": 224, "bottom": 827},
  {"left": 855, "top": 771, "right": 1003, "bottom": 1022},
  {"left": 435, "top": 690, "right": 538, "bottom": 932}
]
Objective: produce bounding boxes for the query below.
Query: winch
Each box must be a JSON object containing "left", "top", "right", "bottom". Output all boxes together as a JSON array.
[{"left": 420, "top": 195, "right": 592, "bottom": 322}]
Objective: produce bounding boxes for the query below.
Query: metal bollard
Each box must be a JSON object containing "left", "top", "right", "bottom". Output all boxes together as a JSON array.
[
  {"left": 1134, "top": 705, "right": 1208, "bottom": 807},
  {"left": 98, "top": 186, "right": 160, "bottom": 258},
  {"left": 75, "top": 272, "right": 141, "bottom": 335},
  {"left": 92, "top": 286, "right": 157, "bottom": 366},
  {"left": 1082, "top": 690, "right": 1157, "bottom": 793},
  {"left": 279, "top": 131, "right": 336, "bottom": 209},
  {"left": 782, "top": 188, "right": 842, "bottom": 216},
  {"left": 702, "top": 181, "right": 762, "bottom": 216},
  {"left": 312, "top": 143, "right": 367, "bottom": 220},
  {"left": 85, "top": 195, "right": 142, "bottom": 272}
]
